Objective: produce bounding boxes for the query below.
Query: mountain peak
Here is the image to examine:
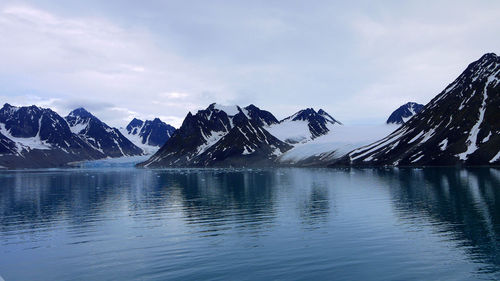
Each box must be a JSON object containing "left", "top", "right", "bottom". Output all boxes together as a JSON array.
[
  {"left": 68, "top": 107, "right": 93, "bottom": 118},
  {"left": 386, "top": 102, "right": 424, "bottom": 124},
  {"left": 287, "top": 108, "right": 339, "bottom": 125},
  {"left": 1, "top": 103, "right": 19, "bottom": 113},
  {"left": 478, "top": 52, "right": 498, "bottom": 62}
]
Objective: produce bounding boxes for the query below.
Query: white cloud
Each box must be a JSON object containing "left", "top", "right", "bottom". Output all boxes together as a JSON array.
[
  {"left": 0, "top": 1, "right": 499, "bottom": 127},
  {"left": 0, "top": 4, "right": 233, "bottom": 127},
  {"left": 341, "top": 2, "right": 500, "bottom": 123}
]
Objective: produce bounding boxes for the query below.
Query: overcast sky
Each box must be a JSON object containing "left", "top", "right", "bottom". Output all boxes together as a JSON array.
[{"left": 0, "top": 0, "right": 499, "bottom": 127}]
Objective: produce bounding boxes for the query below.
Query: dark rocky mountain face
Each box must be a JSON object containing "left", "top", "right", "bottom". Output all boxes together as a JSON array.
[
  {"left": 243, "top": 104, "right": 279, "bottom": 127},
  {"left": 126, "top": 118, "right": 144, "bottom": 134},
  {"left": 139, "top": 103, "right": 291, "bottom": 167},
  {"left": 141, "top": 104, "right": 234, "bottom": 167},
  {"left": 125, "top": 118, "right": 175, "bottom": 147},
  {"left": 66, "top": 108, "right": 143, "bottom": 158},
  {"left": 338, "top": 53, "right": 500, "bottom": 166},
  {"left": 0, "top": 131, "right": 17, "bottom": 155},
  {"left": 0, "top": 104, "right": 81, "bottom": 149},
  {"left": 0, "top": 104, "right": 105, "bottom": 168},
  {"left": 283, "top": 108, "right": 340, "bottom": 139},
  {"left": 386, "top": 102, "right": 424, "bottom": 124}
]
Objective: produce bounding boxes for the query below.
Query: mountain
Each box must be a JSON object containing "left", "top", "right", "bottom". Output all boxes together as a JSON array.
[
  {"left": 266, "top": 108, "right": 341, "bottom": 144},
  {"left": 0, "top": 104, "right": 104, "bottom": 168},
  {"left": 337, "top": 53, "right": 500, "bottom": 166},
  {"left": 121, "top": 118, "right": 175, "bottom": 154},
  {"left": 66, "top": 108, "right": 143, "bottom": 158},
  {"left": 139, "top": 103, "right": 291, "bottom": 167},
  {"left": 0, "top": 131, "right": 18, "bottom": 156},
  {"left": 386, "top": 102, "right": 424, "bottom": 124}
]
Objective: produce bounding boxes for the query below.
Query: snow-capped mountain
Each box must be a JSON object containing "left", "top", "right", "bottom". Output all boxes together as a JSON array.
[
  {"left": 338, "top": 53, "right": 500, "bottom": 166},
  {"left": 267, "top": 108, "right": 341, "bottom": 144},
  {"left": 386, "top": 102, "right": 424, "bottom": 124},
  {"left": 66, "top": 108, "right": 143, "bottom": 158},
  {"left": 0, "top": 104, "right": 104, "bottom": 168},
  {"left": 121, "top": 118, "right": 175, "bottom": 154},
  {"left": 139, "top": 103, "right": 291, "bottom": 167}
]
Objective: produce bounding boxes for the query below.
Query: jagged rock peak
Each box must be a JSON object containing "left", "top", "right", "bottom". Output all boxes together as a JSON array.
[
  {"left": 123, "top": 117, "right": 176, "bottom": 148},
  {"left": 284, "top": 108, "right": 340, "bottom": 125},
  {"left": 68, "top": 107, "right": 93, "bottom": 117},
  {"left": 386, "top": 102, "right": 424, "bottom": 124}
]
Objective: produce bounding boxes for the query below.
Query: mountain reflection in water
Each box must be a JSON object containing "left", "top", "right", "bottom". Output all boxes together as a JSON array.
[{"left": 0, "top": 167, "right": 499, "bottom": 280}]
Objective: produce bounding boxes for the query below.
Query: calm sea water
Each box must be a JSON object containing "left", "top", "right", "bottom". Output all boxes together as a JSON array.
[{"left": 1, "top": 167, "right": 500, "bottom": 280}]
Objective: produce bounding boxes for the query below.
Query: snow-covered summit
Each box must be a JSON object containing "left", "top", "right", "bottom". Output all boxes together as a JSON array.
[{"left": 211, "top": 103, "right": 241, "bottom": 116}]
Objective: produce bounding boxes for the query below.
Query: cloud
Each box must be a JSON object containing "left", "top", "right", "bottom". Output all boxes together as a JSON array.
[
  {"left": 0, "top": 1, "right": 499, "bottom": 127},
  {"left": 339, "top": 1, "right": 500, "bottom": 123},
  {"left": 0, "top": 4, "right": 233, "bottom": 127}
]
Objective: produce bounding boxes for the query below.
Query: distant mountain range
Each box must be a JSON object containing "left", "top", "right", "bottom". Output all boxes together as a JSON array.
[
  {"left": 0, "top": 105, "right": 175, "bottom": 168},
  {"left": 139, "top": 103, "right": 293, "bottom": 167},
  {"left": 0, "top": 52, "right": 498, "bottom": 168}
]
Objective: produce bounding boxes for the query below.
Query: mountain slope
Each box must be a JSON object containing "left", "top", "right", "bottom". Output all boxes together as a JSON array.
[
  {"left": 0, "top": 131, "right": 17, "bottom": 156},
  {"left": 337, "top": 53, "right": 500, "bottom": 166},
  {"left": 386, "top": 102, "right": 424, "bottom": 124},
  {"left": 121, "top": 118, "right": 175, "bottom": 154},
  {"left": 139, "top": 103, "right": 291, "bottom": 167},
  {"left": 66, "top": 108, "right": 143, "bottom": 157},
  {"left": 278, "top": 124, "right": 398, "bottom": 166}
]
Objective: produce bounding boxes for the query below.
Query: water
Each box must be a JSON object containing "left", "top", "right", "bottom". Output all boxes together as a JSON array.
[{"left": 1, "top": 167, "right": 500, "bottom": 280}]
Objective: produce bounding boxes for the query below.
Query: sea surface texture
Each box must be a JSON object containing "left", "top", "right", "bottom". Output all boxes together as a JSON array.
[{"left": 1, "top": 167, "right": 500, "bottom": 280}]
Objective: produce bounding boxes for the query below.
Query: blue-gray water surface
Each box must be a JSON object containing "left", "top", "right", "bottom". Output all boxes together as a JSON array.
[{"left": 1, "top": 167, "right": 500, "bottom": 280}]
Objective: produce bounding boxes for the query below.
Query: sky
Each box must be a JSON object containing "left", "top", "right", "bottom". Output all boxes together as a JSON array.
[{"left": 0, "top": 0, "right": 499, "bottom": 128}]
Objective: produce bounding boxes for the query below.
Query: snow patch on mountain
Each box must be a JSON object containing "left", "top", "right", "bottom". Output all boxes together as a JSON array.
[
  {"left": 0, "top": 123, "right": 52, "bottom": 153},
  {"left": 119, "top": 127, "right": 159, "bottom": 154},
  {"left": 196, "top": 130, "right": 227, "bottom": 156},
  {"left": 279, "top": 124, "right": 398, "bottom": 163},
  {"left": 458, "top": 75, "right": 496, "bottom": 160},
  {"left": 213, "top": 104, "right": 240, "bottom": 116},
  {"left": 491, "top": 150, "right": 500, "bottom": 163}
]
